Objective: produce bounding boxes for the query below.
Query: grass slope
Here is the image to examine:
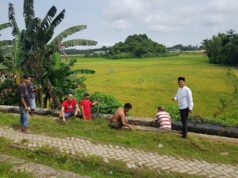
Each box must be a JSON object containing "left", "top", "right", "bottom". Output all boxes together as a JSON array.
[
  {"left": 0, "top": 113, "right": 238, "bottom": 165},
  {"left": 73, "top": 54, "right": 238, "bottom": 126}
]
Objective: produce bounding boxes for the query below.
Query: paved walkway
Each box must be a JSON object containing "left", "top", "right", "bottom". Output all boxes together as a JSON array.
[
  {"left": 0, "top": 154, "right": 89, "bottom": 178},
  {"left": 0, "top": 127, "right": 238, "bottom": 178}
]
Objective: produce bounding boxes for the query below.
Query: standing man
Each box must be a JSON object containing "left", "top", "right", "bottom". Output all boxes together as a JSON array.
[
  {"left": 18, "top": 75, "right": 31, "bottom": 133},
  {"left": 109, "top": 103, "right": 132, "bottom": 129},
  {"left": 28, "top": 75, "right": 37, "bottom": 117},
  {"left": 172, "top": 77, "right": 193, "bottom": 138}
]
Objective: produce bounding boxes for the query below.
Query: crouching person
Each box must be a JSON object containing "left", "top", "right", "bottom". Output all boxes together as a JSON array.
[
  {"left": 60, "top": 94, "right": 80, "bottom": 122},
  {"left": 155, "top": 106, "right": 172, "bottom": 130},
  {"left": 109, "top": 103, "right": 132, "bottom": 130}
]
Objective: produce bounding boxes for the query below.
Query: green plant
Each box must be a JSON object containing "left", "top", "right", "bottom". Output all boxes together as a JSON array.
[
  {"left": 90, "top": 92, "right": 122, "bottom": 114},
  {"left": 166, "top": 105, "right": 180, "bottom": 121},
  {"left": 0, "top": 78, "right": 18, "bottom": 105},
  {"left": 74, "top": 90, "right": 122, "bottom": 114}
]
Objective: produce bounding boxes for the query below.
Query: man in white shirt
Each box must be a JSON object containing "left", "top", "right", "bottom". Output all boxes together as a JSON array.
[{"left": 172, "top": 77, "right": 193, "bottom": 138}]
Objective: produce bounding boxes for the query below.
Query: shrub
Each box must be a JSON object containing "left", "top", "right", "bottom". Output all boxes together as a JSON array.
[
  {"left": 203, "top": 30, "right": 238, "bottom": 66},
  {"left": 166, "top": 105, "right": 180, "bottom": 121},
  {"left": 0, "top": 78, "right": 18, "bottom": 105},
  {"left": 74, "top": 90, "right": 122, "bottom": 114}
]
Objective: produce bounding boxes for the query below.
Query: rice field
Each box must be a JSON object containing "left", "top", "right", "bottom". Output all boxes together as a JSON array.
[{"left": 73, "top": 54, "right": 238, "bottom": 125}]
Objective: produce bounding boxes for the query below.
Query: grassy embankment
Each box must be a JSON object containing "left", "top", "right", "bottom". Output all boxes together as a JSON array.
[{"left": 0, "top": 113, "right": 237, "bottom": 165}]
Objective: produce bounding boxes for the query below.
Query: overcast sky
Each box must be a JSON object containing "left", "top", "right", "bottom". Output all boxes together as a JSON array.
[{"left": 1, "top": 0, "right": 238, "bottom": 48}]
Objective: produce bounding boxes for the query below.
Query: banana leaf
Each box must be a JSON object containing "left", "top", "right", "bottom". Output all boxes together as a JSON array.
[
  {"left": 0, "top": 64, "right": 9, "bottom": 70},
  {"left": 0, "top": 23, "right": 11, "bottom": 31},
  {"left": 62, "top": 39, "right": 97, "bottom": 48},
  {"left": 52, "top": 52, "right": 61, "bottom": 70},
  {"left": 51, "top": 25, "right": 87, "bottom": 44}
]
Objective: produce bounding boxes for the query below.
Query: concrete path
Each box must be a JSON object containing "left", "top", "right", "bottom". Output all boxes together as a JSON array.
[{"left": 0, "top": 127, "right": 238, "bottom": 178}]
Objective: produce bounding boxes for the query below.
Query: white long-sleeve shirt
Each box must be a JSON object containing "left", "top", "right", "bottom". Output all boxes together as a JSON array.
[{"left": 174, "top": 86, "right": 194, "bottom": 110}]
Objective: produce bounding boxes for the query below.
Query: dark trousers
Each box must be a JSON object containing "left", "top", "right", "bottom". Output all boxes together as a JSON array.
[{"left": 179, "top": 108, "right": 189, "bottom": 137}]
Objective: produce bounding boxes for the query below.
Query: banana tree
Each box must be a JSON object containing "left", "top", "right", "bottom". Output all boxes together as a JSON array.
[{"left": 4, "top": 0, "right": 97, "bottom": 108}]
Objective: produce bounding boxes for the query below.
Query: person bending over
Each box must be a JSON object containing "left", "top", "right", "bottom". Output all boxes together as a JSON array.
[
  {"left": 109, "top": 103, "right": 132, "bottom": 129},
  {"left": 60, "top": 94, "right": 79, "bottom": 122},
  {"left": 155, "top": 106, "right": 172, "bottom": 130}
]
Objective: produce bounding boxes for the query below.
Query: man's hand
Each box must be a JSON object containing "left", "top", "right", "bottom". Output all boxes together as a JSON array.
[
  {"left": 74, "top": 111, "right": 78, "bottom": 116},
  {"left": 25, "top": 107, "right": 30, "bottom": 112},
  {"left": 172, "top": 97, "right": 175, "bottom": 102},
  {"left": 189, "top": 110, "right": 192, "bottom": 114},
  {"left": 122, "top": 125, "right": 132, "bottom": 130},
  {"left": 127, "top": 125, "right": 132, "bottom": 130}
]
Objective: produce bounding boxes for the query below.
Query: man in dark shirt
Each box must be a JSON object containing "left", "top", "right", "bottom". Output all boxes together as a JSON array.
[{"left": 18, "top": 75, "right": 30, "bottom": 133}]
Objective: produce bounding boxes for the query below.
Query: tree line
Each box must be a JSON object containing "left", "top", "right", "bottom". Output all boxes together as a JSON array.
[
  {"left": 107, "top": 34, "right": 167, "bottom": 58},
  {"left": 203, "top": 30, "right": 238, "bottom": 66}
]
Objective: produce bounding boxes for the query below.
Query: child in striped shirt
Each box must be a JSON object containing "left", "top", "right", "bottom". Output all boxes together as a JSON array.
[{"left": 155, "top": 106, "right": 172, "bottom": 130}]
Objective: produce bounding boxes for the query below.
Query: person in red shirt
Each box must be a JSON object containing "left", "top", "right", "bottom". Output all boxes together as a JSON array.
[
  {"left": 80, "top": 93, "right": 98, "bottom": 120},
  {"left": 60, "top": 94, "right": 80, "bottom": 122}
]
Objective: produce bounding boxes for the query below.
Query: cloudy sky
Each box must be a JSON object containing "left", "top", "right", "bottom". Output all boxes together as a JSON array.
[{"left": 1, "top": 0, "right": 238, "bottom": 47}]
